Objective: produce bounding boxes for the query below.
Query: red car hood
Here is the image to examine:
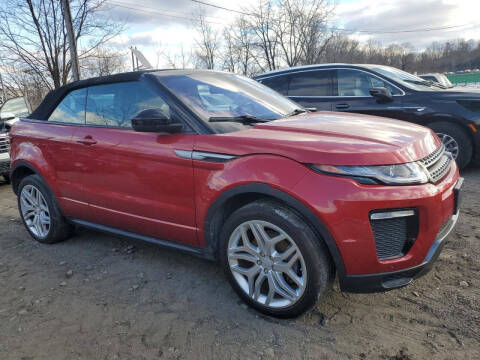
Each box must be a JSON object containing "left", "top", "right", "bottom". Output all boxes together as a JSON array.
[{"left": 195, "top": 112, "right": 441, "bottom": 166}]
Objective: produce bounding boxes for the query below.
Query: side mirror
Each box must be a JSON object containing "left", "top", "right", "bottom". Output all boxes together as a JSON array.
[
  {"left": 131, "top": 109, "right": 183, "bottom": 134},
  {"left": 0, "top": 112, "right": 16, "bottom": 121},
  {"left": 369, "top": 87, "right": 393, "bottom": 103}
]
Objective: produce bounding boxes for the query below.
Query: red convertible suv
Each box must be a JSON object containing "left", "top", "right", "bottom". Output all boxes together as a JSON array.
[{"left": 9, "top": 70, "right": 462, "bottom": 317}]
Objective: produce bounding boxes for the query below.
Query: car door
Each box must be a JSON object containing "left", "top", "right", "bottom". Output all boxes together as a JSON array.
[
  {"left": 286, "top": 69, "right": 335, "bottom": 111},
  {"left": 70, "top": 79, "right": 198, "bottom": 246},
  {"left": 42, "top": 88, "right": 90, "bottom": 218},
  {"left": 332, "top": 68, "right": 405, "bottom": 118}
]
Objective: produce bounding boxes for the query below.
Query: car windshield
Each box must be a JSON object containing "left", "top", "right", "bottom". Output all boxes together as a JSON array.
[
  {"left": 439, "top": 74, "right": 454, "bottom": 88},
  {"left": 159, "top": 72, "right": 302, "bottom": 133},
  {"left": 0, "top": 97, "right": 30, "bottom": 118},
  {"left": 369, "top": 66, "right": 443, "bottom": 91}
]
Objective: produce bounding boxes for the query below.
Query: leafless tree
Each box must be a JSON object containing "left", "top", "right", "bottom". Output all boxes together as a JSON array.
[
  {"left": 0, "top": 0, "right": 124, "bottom": 90},
  {"left": 222, "top": 0, "right": 335, "bottom": 72},
  {"left": 241, "top": 1, "right": 280, "bottom": 72},
  {"left": 222, "top": 27, "right": 238, "bottom": 73},
  {"left": 80, "top": 48, "right": 129, "bottom": 77},
  {"left": 221, "top": 20, "right": 258, "bottom": 75},
  {"left": 276, "top": 0, "right": 335, "bottom": 66},
  {"left": 0, "top": 59, "right": 49, "bottom": 109},
  {"left": 194, "top": 13, "right": 220, "bottom": 70},
  {"left": 156, "top": 43, "right": 194, "bottom": 69}
]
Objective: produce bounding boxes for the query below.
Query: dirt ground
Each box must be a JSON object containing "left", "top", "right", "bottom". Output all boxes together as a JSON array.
[{"left": 0, "top": 169, "right": 478, "bottom": 360}]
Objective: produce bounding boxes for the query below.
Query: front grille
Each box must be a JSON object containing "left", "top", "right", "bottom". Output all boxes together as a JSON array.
[
  {"left": 370, "top": 211, "right": 419, "bottom": 260},
  {"left": 0, "top": 134, "right": 10, "bottom": 154},
  {"left": 418, "top": 144, "right": 451, "bottom": 183}
]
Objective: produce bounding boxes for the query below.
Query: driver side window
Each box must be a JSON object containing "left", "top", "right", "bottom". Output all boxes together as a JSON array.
[
  {"left": 337, "top": 69, "right": 401, "bottom": 97},
  {"left": 369, "top": 76, "right": 402, "bottom": 95},
  {"left": 85, "top": 82, "right": 170, "bottom": 128}
]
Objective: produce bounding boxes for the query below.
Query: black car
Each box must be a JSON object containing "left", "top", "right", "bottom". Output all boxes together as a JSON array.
[{"left": 254, "top": 64, "right": 480, "bottom": 168}]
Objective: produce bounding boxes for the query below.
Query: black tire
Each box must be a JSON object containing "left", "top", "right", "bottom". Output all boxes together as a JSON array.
[
  {"left": 17, "top": 174, "right": 74, "bottom": 244},
  {"left": 219, "top": 200, "right": 333, "bottom": 318},
  {"left": 429, "top": 122, "right": 473, "bottom": 169},
  {"left": 3, "top": 174, "right": 11, "bottom": 184}
]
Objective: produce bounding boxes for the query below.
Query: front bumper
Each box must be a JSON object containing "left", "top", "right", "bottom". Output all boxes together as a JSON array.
[{"left": 339, "top": 209, "right": 459, "bottom": 292}]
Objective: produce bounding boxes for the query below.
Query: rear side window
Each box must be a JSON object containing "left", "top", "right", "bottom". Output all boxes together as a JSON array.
[
  {"left": 287, "top": 70, "right": 334, "bottom": 97},
  {"left": 337, "top": 69, "right": 401, "bottom": 96},
  {"left": 260, "top": 76, "right": 289, "bottom": 95},
  {"left": 86, "top": 81, "right": 170, "bottom": 128},
  {"left": 48, "top": 88, "right": 86, "bottom": 124}
]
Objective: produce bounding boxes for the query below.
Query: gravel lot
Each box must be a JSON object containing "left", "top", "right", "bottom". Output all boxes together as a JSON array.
[{"left": 0, "top": 169, "right": 479, "bottom": 360}]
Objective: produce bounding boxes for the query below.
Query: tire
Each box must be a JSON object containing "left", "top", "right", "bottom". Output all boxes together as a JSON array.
[
  {"left": 3, "top": 174, "right": 11, "bottom": 184},
  {"left": 429, "top": 122, "right": 473, "bottom": 169},
  {"left": 219, "top": 200, "right": 333, "bottom": 318},
  {"left": 17, "top": 174, "right": 74, "bottom": 244}
]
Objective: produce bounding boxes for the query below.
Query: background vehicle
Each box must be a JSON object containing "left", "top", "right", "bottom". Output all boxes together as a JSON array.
[
  {"left": 419, "top": 73, "right": 454, "bottom": 88},
  {"left": 254, "top": 64, "right": 480, "bottom": 169},
  {"left": 0, "top": 96, "right": 30, "bottom": 183},
  {"left": 9, "top": 70, "right": 461, "bottom": 317}
]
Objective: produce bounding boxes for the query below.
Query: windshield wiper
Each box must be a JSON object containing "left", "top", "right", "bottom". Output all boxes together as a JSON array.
[
  {"left": 208, "top": 115, "right": 272, "bottom": 124},
  {"left": 284, "top": 108, "right": 308, "bottom": 118}
]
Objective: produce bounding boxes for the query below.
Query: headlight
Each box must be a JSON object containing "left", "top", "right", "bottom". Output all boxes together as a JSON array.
[{"left": 311, "top": 162, "right": 429, "bottom": 185}]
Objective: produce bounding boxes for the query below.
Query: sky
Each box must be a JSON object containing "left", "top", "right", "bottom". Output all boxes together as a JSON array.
[{"left": 100, "top": 0, "right": 480, "bottom": 67}]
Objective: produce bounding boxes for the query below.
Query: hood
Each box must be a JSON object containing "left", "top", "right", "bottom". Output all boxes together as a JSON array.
[
  {"left": 195, "top": 112, "right": 440, "bottom": 166},
  {"left": 428, "top": 86, "right": 480, "bottom": 99}
]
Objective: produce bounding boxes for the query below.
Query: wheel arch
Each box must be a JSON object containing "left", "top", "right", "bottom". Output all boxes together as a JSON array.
[
  {"left": 424, "top": 115, "right": 476, "bottom": 151},
  {"left": 203, "top": 183, "right": 346, "bottom": 277},
  {"left": 11, "top": 161, "right": 43, "bottom": 195},
  {"left": 424, "top": 115, "right": 477, "bottom": 164}
]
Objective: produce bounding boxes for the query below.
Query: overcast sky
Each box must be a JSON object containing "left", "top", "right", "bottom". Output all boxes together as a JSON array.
[{"left": 102, "top": 0, "right": 480, "bottom": 66}]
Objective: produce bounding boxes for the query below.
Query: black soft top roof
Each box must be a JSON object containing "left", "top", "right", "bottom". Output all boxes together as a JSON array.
[
  {"left": 28, "top": 70, "right": 154, "bottom": 120},
  {"left": 28, "top": 68, "right": 235, "bottom": 120}
]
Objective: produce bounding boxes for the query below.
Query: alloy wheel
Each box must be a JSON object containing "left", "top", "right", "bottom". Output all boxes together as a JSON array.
[
  {"left": 436, "top": 132, "right": 459, "bottom": 159},
  {"left": 227, "top": 220, "right": 307, "bottom": 309},
  {"left": 20, "top": 184, "right": 51, "bottom": 238}
]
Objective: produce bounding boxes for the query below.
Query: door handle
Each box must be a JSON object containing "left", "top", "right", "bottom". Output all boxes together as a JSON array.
[
  {"left": 76, "top": 136, "right": 97, "bottom": 146},
  {"left": 335, "top": 103, "right": 350, "bottom": 110}
]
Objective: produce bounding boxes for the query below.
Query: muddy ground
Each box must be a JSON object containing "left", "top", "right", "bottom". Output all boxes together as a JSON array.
[{"left": 0, "top": 169, "right": 478, "bottom": 360}]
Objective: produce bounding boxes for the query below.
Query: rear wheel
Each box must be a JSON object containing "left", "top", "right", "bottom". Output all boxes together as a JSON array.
[
  {"left": 219, "top": 200, "right": 333, "bottom": 318},
  {"left": 429, "top": 122, "right": 473, "bottom": 169},
  {"left": 18, "top": 175, "right": 74, "bottom": 244},
  {"left": 3, "top": 174, "right": 10, "bottom": 184}
]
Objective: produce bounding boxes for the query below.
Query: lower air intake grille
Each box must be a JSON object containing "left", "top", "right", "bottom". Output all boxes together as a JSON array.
[{"left": 370, "top": 211, "right": 419, "bottom": 260}]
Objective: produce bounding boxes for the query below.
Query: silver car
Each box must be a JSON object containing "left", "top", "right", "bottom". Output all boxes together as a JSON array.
[
  {"left": 419, "top": 73, "right": 454, "bottom": 88},
  {"left": 0, "top": 96, "right": 30, "bottom": 183}
]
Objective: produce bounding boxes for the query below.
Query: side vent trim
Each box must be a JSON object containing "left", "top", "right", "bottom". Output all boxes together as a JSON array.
[{"left": 175, "top": 150, "right": 237, "bottom": 163}]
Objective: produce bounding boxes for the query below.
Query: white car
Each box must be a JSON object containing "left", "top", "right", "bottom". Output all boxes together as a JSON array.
[
  {"left": 0, "top": 96, "right": 30, "bottom": 183},
  {"left": 419, "top": 73, "right": 454, "bottom": 88}
]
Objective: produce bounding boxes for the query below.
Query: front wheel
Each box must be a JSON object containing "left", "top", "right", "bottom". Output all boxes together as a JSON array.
[
  {"left": 219, "top": 200, "right": 333, "bottom": 318},
  {"left": 429, "top": 122, "right": 473, "bottom": 169}
]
